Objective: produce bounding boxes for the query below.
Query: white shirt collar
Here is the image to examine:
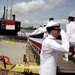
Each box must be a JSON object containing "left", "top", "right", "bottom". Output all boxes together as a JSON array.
[{"left": 48, "top": 34, "right": 55, "bottom": 39}]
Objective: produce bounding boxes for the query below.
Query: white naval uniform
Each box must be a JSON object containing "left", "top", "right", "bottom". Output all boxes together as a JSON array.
[
  {"left": 39, "top": 30, "right": 69, "bottom": 75},
  {"left": 66, "top": 22, "right": 75, "bottom": 43},
  {"left": 64, "top": 22, "right": 75, "bottom": 58}
]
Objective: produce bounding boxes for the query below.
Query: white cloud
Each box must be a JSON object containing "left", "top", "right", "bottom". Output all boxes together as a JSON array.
[
  {"left": 23, "top": 20, "right": 37, "bottom": 25},
  {"left": 42, "top": 0, "right": 63, "bottom": 10},
  {"left": 12, "top": 0, "right": 63, "bottom": 15},
  {"left": 13, "top": 0, "right": 45, "bottom": 15},
  {"left": 22, "top": 19, "right": 48, "bottom": 27},
  {"left": 58, "top": 19, "right": 68, "bottom": 25},
  {"left": 69, "top": 10, "right": 75, "bottom": 17},
  {"left": 0, "top": 0, "right": 64, "bottom": 19}
]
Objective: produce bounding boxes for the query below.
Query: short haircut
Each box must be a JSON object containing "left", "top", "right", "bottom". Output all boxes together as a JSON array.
[
  {"left": 49, "top": 18, "right": 54, "bottom": 21},
  {"left": 46, "top": 27, "right": 54, "bottom": 34},
  {"left": 68, "top": 16, "right": 74, "bottom": 21}
]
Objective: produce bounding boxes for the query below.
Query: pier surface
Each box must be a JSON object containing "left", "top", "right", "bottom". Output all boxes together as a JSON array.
[{"left": 58, "top": 52, "right": 75, "bottom": 73}]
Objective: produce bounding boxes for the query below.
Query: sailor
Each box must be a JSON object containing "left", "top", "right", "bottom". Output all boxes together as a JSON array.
[
  {"left": 39, "top": 21, "right": 69, "bottom": 75},
  {"left": 63, "top": 16, "right": 75, "bottom": 61},
  {"left": 31, "top": 25, "right": 43, "bottom": 34},
  {"left": 49, "top": 17, "right": 54, "bottom": 21},
  {"left": 42, "top": 17, "right": 55, "bottom": 39},
  {"left": 46, "top": 17, "right": 54, "bottom": 27}
]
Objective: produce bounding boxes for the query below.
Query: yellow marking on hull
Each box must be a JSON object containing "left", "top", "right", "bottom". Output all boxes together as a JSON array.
[
  {"left": 11, "top": 64, "right": 39, "bottom": 73},
  {"left": 0, "top": 64, "right": 14, "bottom": 68},
  {"left": 1, "top": 40, "right": 22, "bottom": 44}
]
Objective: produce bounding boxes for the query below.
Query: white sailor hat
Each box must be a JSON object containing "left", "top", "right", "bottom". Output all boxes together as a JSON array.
[{"left": 46, "top": 21, "right": 60, "bottom": 28}]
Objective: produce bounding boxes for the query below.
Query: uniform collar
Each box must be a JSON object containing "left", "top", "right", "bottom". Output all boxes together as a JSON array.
[
  {"left": 48, "top": 34, "right": 55, "bottom": 39},
  {"left": 69, "top": 21, "right": 75, "bottom": 24},
  {"left": 66, "top": 21, "right": 75, "bottom": 27}
]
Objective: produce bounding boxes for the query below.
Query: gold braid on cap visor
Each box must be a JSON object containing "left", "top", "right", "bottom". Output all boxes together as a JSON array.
[{"left": 54, "top": 26, "right": 60, "bottom": 30}]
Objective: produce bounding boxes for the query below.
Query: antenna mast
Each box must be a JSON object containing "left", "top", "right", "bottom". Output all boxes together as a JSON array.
[
  {"left": 6, "top": 0, "right": 8, "bottom": 19},
  {"left": 10, "top": 0, "right": 13, "bottom": 20}
]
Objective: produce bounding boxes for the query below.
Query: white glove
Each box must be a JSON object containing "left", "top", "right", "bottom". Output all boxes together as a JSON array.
[
  {"left": 60, "top": 29, "right": 69, "bottom": 42},
  {"left": 60, "top": 29, "right": 69, "bottom": 52}
]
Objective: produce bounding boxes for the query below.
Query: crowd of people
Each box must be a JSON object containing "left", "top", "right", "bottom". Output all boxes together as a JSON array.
[{"left": 38, "top": 16, "right": 75, "bottom": 75}]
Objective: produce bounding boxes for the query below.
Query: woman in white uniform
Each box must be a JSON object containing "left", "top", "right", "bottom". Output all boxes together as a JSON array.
[{"left": 39, "top": 21, "right": 69, "bottom": 75}]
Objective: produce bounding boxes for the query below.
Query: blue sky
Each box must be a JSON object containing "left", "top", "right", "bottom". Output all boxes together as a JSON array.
[{"left": 0, "top": 0, "right": 75, "bottom": 28}]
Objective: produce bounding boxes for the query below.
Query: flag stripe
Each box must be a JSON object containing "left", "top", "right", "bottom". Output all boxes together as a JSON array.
[
  {"left": 6, "top": 20, "right": 15, "bottom": 25},
  {"left": 6, "top": 25, "right": 15, "bottom": 30},
  {"left": 6, "top": 20, "right": 15, "bottom": 30},
  {"left": 29, "top": 38, "right": 42, "bottom": 50},
  {"left": 29, "top": 32, "right": 44, "bottom": 50},
  {"left": 29, "top": 33, "right": 44, "bottom": 39},
  {"left": 29, "top": 37, "right": 43, "bottom": 44}
]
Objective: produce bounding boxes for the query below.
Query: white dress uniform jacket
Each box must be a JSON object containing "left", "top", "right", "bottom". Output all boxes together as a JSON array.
[
  {"left": 66, "top": 22, "right": 75, "bottom": 46},
  {"left": 39, "top": 30, "right": 69, "bottom": 75}
]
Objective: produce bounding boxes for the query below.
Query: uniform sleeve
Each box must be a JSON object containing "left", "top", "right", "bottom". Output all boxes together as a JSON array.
[
  {"left": 50, "top": 30, "right": 69, "bottom": 52},
  {"left": 66, "top": 25, "right": 71, "bottom": 38}
]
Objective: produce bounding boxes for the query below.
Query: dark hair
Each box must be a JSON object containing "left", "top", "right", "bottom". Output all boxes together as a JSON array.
[
  {"left": 40, "top": 25, "right": 42, "bottom": 27},
  {"left": 46, "top": 26, "right": 60, "bottom": 34},
  {"left": 49, "top": 18, "right": 54, "bottom": 21},
  {"left": 46, "top": 27, "right": 54, "bottom": 34},
  {"left": 68, "top": 16, "right": 74, "bottom": 21}
]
